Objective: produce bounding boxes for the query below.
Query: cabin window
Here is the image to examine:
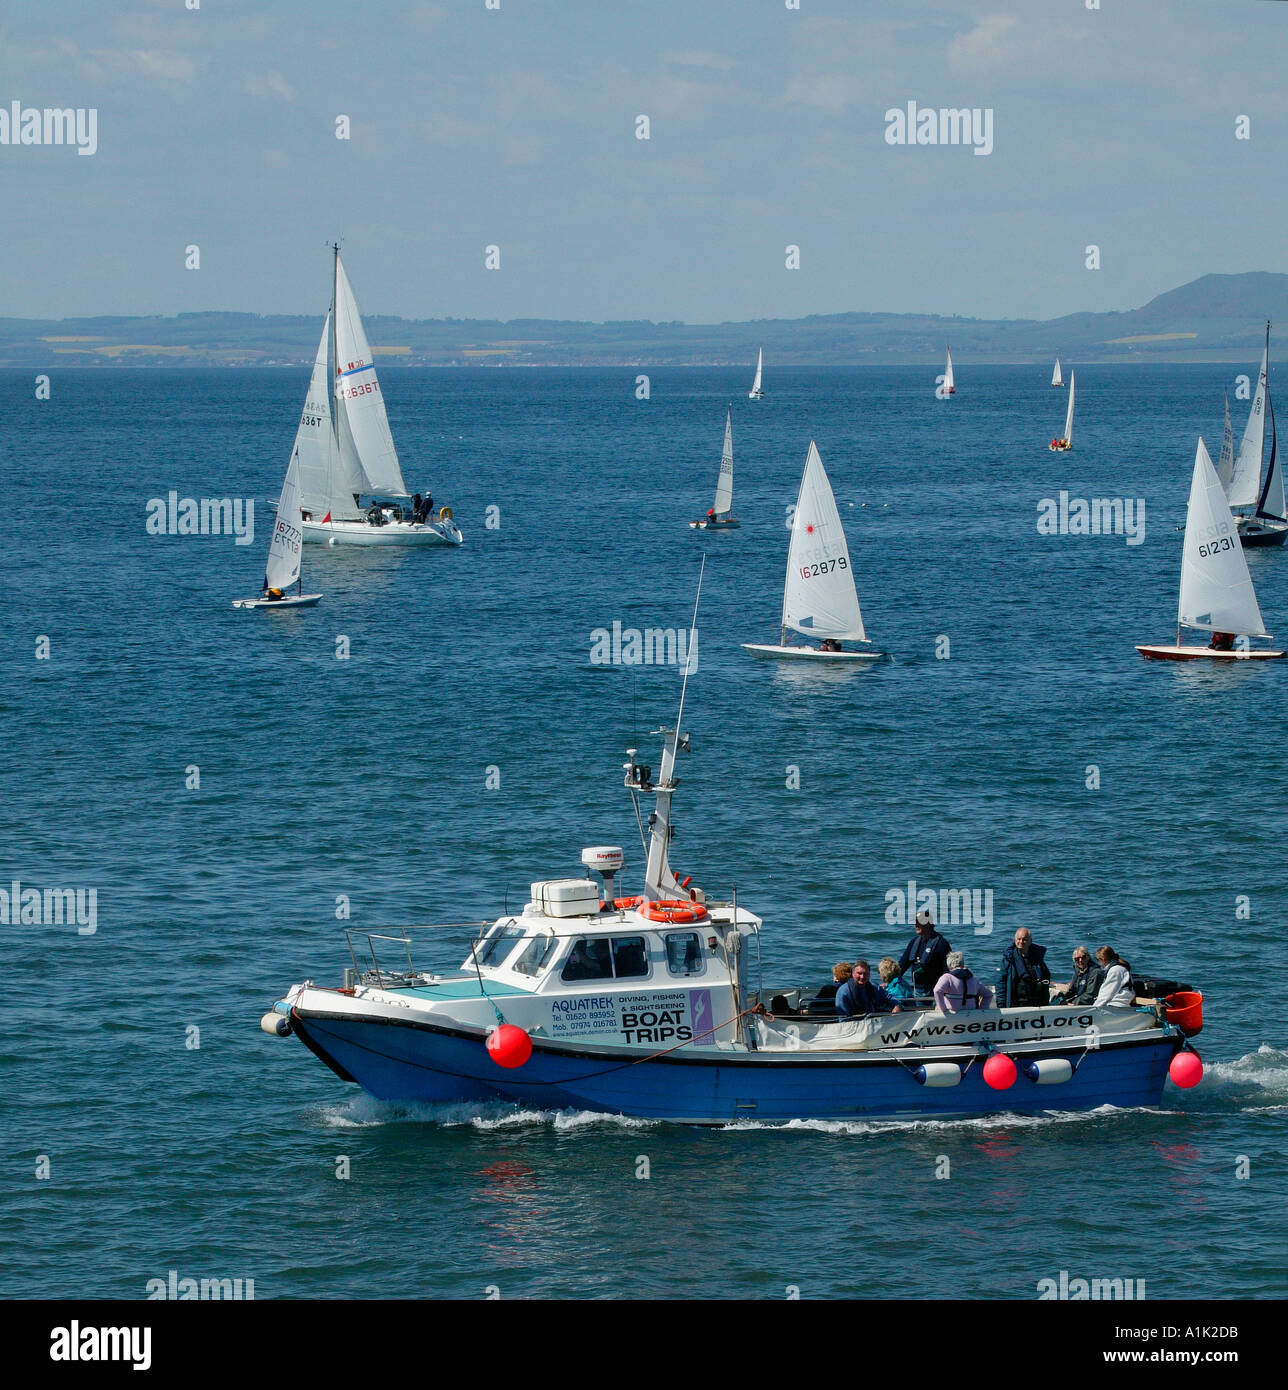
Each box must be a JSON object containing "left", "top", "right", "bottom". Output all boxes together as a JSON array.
[
  {"left": 560, "top": 935, "right": 651, "bottom": 982},
  {"left": 478, "top": 923, "right": 526, "bottom": 968},
  {"left": 512, "top": 933, "right": 558, "bottom": 977},
  {"left": 665, "top": 931, "right": 705, "bottom": 977}
]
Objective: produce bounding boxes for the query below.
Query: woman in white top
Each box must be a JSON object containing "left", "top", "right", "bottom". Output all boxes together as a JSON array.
[{"left": 1093, "top": 946, "right": 1135, "bottom": 1007}]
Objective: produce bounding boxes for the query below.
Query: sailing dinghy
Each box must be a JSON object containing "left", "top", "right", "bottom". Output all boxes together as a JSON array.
[
  {"left": 742, "top": 441, "right": 883, "bottom": 662},
  {"left": 1222, "top": 322, "right": 1287, "bottom": 547},
  {"left": 748, "top": 348, "right": 764, "bottom": 400},
  {"left": 690, "top": 410, "right": 740, "bottom": 529},
  {"left": 937, "top": 345, "right": 956, "bottom": 398},
  {"left": 297, "top": 246, "right": 463, "bottom": 547},
  {"left": 1052, "top": 358, "right": 1063, "bottom": 387},
  {"left": 1136, "top": 438, "right": 1284, "bottom": 661},
  {"left": 1049, "top": 372, "right": 1075, "bottom": 450},
  {"left": 233, "top": 445, "right": 321, "bottom": 609}
]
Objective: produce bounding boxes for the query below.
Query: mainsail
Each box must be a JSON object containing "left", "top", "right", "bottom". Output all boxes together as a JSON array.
[
  {"left": 294, "top": 313, "right": 365, "bottom": 521},
  {"left": 1052, "top": 358, "right": 1063, "bottom": 387},
  {"left": 712, "top": 410, "right": 733, "bottom": 516},
  {"left": 944, "top": 346, "right": 955, "bottom": 393},
  {"left": 333, "top": 255, "right": 409, "bottom": 498},
  {"left": 749, "top": 348, "right": 763, "bottom": 398},
  {"left": 265, "top": 446, "right": 306, "bottom": 593},
  {"left": 1063, "top": 373, "right": 1075, "bottom": 446},
  {"left": 1179, "top": 438, "right": 1267, "bottom": 636},
  {"left": 1255, "top": 388, "right": 1285, "bottom": 522},
  {"left": 1227, "top": 332, "right": 1268, "bottom": 511},
  {"left": 1216, "top": 393, "right": 1235, "bottom": 489},
  {"left": 781, "top": 442, "right": 866, "bottom": 642}
]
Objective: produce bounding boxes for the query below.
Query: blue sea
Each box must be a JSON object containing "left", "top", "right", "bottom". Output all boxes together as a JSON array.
[{"left": 1, "top": 364, "right": 1284, "bottom": 1300}]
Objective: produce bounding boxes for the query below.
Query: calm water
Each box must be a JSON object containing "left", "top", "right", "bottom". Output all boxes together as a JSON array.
[{"left": 1, "top": 365, "right": 1284, "bottom": 1300}]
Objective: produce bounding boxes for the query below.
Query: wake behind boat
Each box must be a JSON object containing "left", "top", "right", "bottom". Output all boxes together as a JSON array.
[
  {"left": 296, "top": 246, "right": 463, "bottom": 548},
  {"left": 689, "top": 410, "right": 740, "bottom": 529},
  {"left": 233, "top": 445, "right": 321, "bottom": 610},
  {"left": 264, "top": 639, "right": 1202, "bottom": 1124},
  {"left": 1137, "top": 437, "right": 1284, "bottom": 661},
  {"left": 743, "top": 441, "right": 884, "bottom": 662},
  {"left": 1220, "top": 321, "right": 1287, "bottom": 547}
]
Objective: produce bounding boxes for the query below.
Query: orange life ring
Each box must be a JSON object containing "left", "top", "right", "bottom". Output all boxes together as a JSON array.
[
  {"left": 612, "top": 895, "right": 645, "bottom": 911},
  {"left": 644, "top": 899, "right": 709, "bottom": 924}
]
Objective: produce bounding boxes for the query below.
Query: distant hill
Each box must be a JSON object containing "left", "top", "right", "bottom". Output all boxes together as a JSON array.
[{"left": 2, "top": 272, "right": 1285, "bottom": 367}]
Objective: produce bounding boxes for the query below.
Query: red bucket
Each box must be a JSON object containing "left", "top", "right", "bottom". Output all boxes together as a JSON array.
[{"left": 1164, "top": 990, "right": 1203, "bottom": 1037}]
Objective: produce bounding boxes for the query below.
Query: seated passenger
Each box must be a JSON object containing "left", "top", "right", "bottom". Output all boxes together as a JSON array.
[
  {"left": 933, "top": 951, "right": 995, "bottom": 1013},
  {"left": 805, "top": 962, "right": 852, "bottom": 1015},
  {"left": 1092, "top": 946, "right": 1135, "bottom": 1006},
  {"left": 562, "top": 938, "right": 612, "bottom": 981},
  {"left": 878, "top": 956, "right": 913, "bottom": 1002},
  {"left": 997, "top": 927, "right": 1051, "bottom": 1007},
  {"left": 1053, "top": 947, "right": 1105, "bottom": 1004},
  {"left": 834, "top": 959, "right": 900, "bottom": 1018}
]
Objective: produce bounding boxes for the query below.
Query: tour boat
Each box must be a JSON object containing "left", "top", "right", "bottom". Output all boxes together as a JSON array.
[
  {"left": 1136, "top": 437, "right": 1284, "bottom": 661},
  {"left": 748, "top": 348, "right": 764, "bottom": 400},
  {"left": 1222, "top": 322, "right": 1287, "bottom": 547},
  {"left": 1051, "top": 358, "right": 1063, "bottom": 388},
  {"left": 264, "top": 629, "right": 1203, "bottom": 1123},
  {"left": 296, "top": 246, "right": 463, "bottom": 548},
  {"left": 689, "top": 411, "right": 740, "bottom": 529},
  {"left": 742, "top": 441, "right": 884, "bottom": 662},
  {"left": 232, "top": 445, "right": 321, "bottom": 609},
  {"left": 1049, "top": 372, "right": 1075, "bottom": 451}
]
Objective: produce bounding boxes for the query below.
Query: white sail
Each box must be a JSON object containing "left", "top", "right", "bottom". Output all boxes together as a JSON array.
[
  {"left": 1227, "top": 341, "right": 1268, "bottom": 510},
  {"left": 712, "top": 410, "right": 733, "bottom": 516},
  {"left": 781, "top": 441, "right": 866, "bottom": 642},
  {"left": 1179, "top": 438, "right": 1267, "bottom": 637},
  {"left": 333, "top": 255, "right": 409, "bottom": 498},
  {"left": 749, "top": 348, "right": 763, "bottom": 398},
  {"left": 1052, "top": 358, "right": 1063, "bottom": 387},
  {"left": 1216, "top": 394, "right": 1235, "bottom": 489},
  {"left": 294, "top": 314, "right": 363, "bottom": 521},
  {"left": 944, "top": 346, "right": 955, "bottom": 393},
  {"left": 264, "top": 446, "right": 306, "bottom": 594},
  {"left": 1063, "top": 373, "right": 1075, "bottom": 445},
  {"left": 1256, "top": 392, "right": 1285, "bottom": 521}
]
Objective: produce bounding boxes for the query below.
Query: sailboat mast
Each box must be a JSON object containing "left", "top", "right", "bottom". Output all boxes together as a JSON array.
[{"left": 330, "top": 243, "right": 341, "bottom": 451}]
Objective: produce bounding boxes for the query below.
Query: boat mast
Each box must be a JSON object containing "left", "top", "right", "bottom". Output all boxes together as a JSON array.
[{"left": 330, "top": 243, "right": 341, "bottom": 452}]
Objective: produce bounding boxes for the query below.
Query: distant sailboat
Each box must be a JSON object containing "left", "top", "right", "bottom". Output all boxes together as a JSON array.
[
  {"left": 233, "top": 445, "right": 322, "bottom": 609},
  {"left": 690, "top": 410, "right": 740, "bottom": 529},
  {"left": 748, "top": 348, "right": 764, "bottom": 400},
  {"left": 298, "top": 245, "right": 463, "bottom": 547},
  {"left": 1136, "top": 438, "right": 1283, "bottom": 661},
  {"left": 1223, "top": 321, "right": 1287, "bottom": 547},
  {"left": 939, "top": 345, "right": 956, "bottom": 397},
  {"left": 1216, "top": 393, "right": 1234, "bottom": 488},
  {"left": 1049, "top": 373, "right": 1075, "bottom": 451},
  {"left": 742, "top": 441, "right": 883, "bottom": 662},
  {"left": 1052, "top": 358, "right": 1064, "bottom": 387}
]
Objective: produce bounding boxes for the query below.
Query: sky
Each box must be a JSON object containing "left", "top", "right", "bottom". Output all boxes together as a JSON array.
[{"left": 1, "top": 0, "right": 1286, "bottom": 324}]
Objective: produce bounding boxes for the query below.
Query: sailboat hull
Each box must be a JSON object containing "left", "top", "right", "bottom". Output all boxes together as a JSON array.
[
  {"left": 232, "top": 594, "right": 322, "bottom": 610},
  {"left": 303, "top": 518, "right": 463, "bottom": 546},
  {"left": 742, "top": 643, "right": 883, "bottom": 663},
  {"left": 690, "top": 518, "right": 741, "bottom": 530},
  {"left": 1237, "top": 518, "right": 1288, "bottom": 547},
  {"left": 1135, "top": 644, "right": 1285, "bottom": 662}
]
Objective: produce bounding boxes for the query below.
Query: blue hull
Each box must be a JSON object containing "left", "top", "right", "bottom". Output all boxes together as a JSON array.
[{"left": 292, "top": 1010, "right": 1182, "bottom": 1123}]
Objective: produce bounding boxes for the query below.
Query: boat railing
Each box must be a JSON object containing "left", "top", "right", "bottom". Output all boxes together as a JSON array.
[{"left": 344, "top": 922, "right": 491, "bottom": 990}]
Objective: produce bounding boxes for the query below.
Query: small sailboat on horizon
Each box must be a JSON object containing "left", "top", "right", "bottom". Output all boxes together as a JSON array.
[
  {"left": 690, "top": 410, "right": 740, "bottom": 529},
  {"left": 748, "top": 348, "right": 764, "bottom": 400},
  {"left": 1136, "top": 437, "right": 1284, "bottom": 662},
  {"left": 1052, "top": 358, "right": 1064, "bottom": 387},
  {"left": 742, "top": 441, "right": 883, "bottom": 663},
  {"left": 937, "top": 345, "right": 956, "bottom": 399},
  {"left": 233, "top": 445, "right": 322, "bottom": 610},
  {"left": 1049, "top": 372, "right": 1075, "bottom": 451},
  {"left": 1221, "top": 321, "right": 1287, "bottom": 547}
]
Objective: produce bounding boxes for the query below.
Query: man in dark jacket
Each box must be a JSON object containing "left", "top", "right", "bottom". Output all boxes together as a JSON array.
[
  {"left": 1053, "top": 947, "right": 1104, "bottom": 1004},
  {"left": 834, "top": 960, "right": 900, "bottom": 1018},
  {"left": 997, "top": 927, "right": 1051, "bottom": 1007},
  {"left": 896, "top": 911, "right": 952, "bottom": 995}
]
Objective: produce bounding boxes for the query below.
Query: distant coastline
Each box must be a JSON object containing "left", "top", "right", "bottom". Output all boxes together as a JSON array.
[{"left": 2, "top": 271, "right": 1284, "bottom": 369}]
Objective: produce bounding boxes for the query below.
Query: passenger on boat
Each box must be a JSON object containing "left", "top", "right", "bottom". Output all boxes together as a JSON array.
[
  {"left": 707, "top": 508, "right": 716, "bottom": 521},
  {"left": 264, "top": 588, "right": 285, "bottom": 602},
  {"left": 562, "top": 938, "right": 612, "bottom": 981},
  {"left": 804, "top": 962, "right": 852, "bottom": 1016},
  {"left": 1092, "top": 947, "right": 1135, "bottom": 1006},
  {"left": 1052, "top": 947, "right": 1105, "bottom": 1004},
  {"left": 933, "top": 952, "right": 995, "bottom": 1013},
  {"left": 896, "top": 911, "right": 952, "bottom": 995},
  {"left": 877, "top": 956, "right": 913, "bottom": 1002},
  {"left": 1209, "top": 631, "right": 1235, "bottom": 652},
  {"left": 997, "top": 927, "right": 1051, "bottom": 1007},
  {"left": 834, "top": 959, "right": 900, "bottom": 1017},
  {"left": 819, "top": 639, "right": 842, "bottom": 652}
]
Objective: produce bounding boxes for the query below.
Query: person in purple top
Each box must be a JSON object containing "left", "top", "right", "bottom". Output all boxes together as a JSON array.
[{"left": 834, "top": 959, "right": 901, "bottom": 1018}]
